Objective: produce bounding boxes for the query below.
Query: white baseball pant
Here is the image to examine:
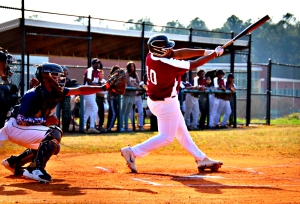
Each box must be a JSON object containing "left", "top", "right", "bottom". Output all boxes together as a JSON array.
[
  {"left": 83, "top": 94, "right": 98, "bottom": 129},
  {"left": 130, "top": 96, "right": 144, "bottom": 127},
  {"left": 215, "top": 99, "right": 232, "bottom": 126},
  {"left": 131, "top": 96, "right": 206, "bottom": 161},
  {"left": 0, "top": 118, "right": 48, "bottom": 149},
  {"left": 184, "top": 93, "right": 200, "bottom": 129}
]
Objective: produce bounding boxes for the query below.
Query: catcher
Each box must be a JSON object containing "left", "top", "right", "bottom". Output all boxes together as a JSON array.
[{"left": 0, "top": 62, "right": 125, "bottom": 183}]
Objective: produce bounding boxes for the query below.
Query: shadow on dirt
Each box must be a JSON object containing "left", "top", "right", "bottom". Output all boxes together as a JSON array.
[
  {"left": 140, "top": 172, "right": 283, "bottom": 194},
  {"left": 1, "top": 178, "right": 158, "bottom": 196}
]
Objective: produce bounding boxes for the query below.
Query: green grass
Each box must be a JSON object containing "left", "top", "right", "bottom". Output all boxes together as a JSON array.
[
  {"left": 1, "top": 126, "right": 299, "bottom": 158},
  {"left": 236, "top": 112, "right": 300, "bottom": 125}
]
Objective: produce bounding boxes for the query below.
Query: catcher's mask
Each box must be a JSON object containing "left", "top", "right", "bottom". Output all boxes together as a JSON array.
[
  {"left": 147, "top": 34, "right": 175, "bottom": 57},
  {"left": 35, "top": 63, "right": 66, "bottom": 88}
]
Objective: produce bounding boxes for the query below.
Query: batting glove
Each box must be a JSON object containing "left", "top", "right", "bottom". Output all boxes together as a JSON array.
[{"left": 215, "top": 46, "right": 224, "bottom": 57}]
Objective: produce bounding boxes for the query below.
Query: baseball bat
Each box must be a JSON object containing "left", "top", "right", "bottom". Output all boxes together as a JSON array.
[{"left": 222, "top": 15, "right": 270, "bottom": 49}]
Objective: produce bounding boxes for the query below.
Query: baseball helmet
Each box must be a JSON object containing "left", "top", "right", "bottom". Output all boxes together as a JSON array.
[
  {"left": 35, "top": 63, "right": 65, "bottom": 88},
  {"left": 147, "top": 34, "right": 175, "bottom": 57}
]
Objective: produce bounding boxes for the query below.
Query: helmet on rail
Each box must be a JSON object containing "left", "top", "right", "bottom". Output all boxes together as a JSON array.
[{"left": 147, "top": 34, "right": 175, "bottom": 57}]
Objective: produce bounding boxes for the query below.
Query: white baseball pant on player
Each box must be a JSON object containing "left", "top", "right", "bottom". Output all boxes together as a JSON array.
[
  {"left": 0, "top": 118, "right": 48, "bottom": 149},
  {"left": 130, "top": 96, "right": 144, "bottom": 127},
  {"left": 131, "top": 96, "right": 207, "bottom": 161},
  {"left": 212, "top": 98, "right": 226, "bottom": 126},
  {"left": 214, "top": 99, "right": 232, "bottom": 126},
  {"left": 184, "top": 93, "right": 200, "bottom": 129},
  {"left": 209, "top": 95, "right": 219, "bottom": 127},
  {"left": 83, "top": 94, "right": 98, "bottom": 129}
]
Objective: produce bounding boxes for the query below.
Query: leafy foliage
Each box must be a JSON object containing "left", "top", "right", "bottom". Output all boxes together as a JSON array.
[{"left": 128, "top": 13, "right": 300, "bottom": 64}]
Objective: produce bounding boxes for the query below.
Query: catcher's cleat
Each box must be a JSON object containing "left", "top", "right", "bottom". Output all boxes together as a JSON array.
[
  {"left": 2, "top": 156, "right": 27, "bottom": 176},
  {"left": 120, "top": 146, "right": 137, "bottom": 173},
  {"left": 2, "top": 159, "right": 15, "bottom": 173},
  {"left": 23, "top": 167, "right": 52, "bottom": 183},
  {"left": 196, "top": 157, "right": 223, "bottom": 172}
]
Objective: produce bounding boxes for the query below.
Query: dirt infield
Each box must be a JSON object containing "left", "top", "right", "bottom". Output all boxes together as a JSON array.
[{"left": 1, "top": 152, "right": 300, "bottom": 204}]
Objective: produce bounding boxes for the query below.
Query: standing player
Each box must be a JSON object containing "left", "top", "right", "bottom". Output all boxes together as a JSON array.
[
  {"left": 120, "top": 34, "right": 223, "bottom": 173},
  {"left": 1, "top": 63, "right": 111, "bottom": 183}
]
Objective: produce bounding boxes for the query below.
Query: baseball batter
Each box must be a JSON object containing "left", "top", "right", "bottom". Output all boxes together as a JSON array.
[
  {"left": 121, "top": 34, "right": 223, "bottom": 173},
  {"left": 1, "top": 63, "right": 112, "bottom": 183}
]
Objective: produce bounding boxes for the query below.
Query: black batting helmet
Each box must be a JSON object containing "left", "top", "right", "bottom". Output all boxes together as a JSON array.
[{"left": 147, "top": 34, "right": 175, "bottom": 57}]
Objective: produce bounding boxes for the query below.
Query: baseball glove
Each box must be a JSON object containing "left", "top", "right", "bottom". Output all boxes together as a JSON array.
[{"left": 105, "top": 68, "right": 126, "bottom": 95}]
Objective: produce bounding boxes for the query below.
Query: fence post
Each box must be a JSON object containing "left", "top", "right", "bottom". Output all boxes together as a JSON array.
[
  {"left": 26, "top": 53, "right": 29, "bottom": 91},
  {"left": 188, "top": 27, "right": 193, "bottom": 83},
  {"left": 230, "top": 31, "right": 235, "bottom": 74},
  {"left": 141, "top": 22, "right": 145, "bottom": 80},
  {"left": 87, "top": 15, "right": 91, "bottom": 67},
  {"left": 266, "top": 58, "right": 272, "bottom": 125},
  {"left": 21, "top": 0, "right": 25, "bottom": 96},
  {"left": 246, "top": 34, "right": 252, "bottom": 126}
]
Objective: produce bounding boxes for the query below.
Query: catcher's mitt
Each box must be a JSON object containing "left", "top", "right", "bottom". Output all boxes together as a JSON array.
[{"left": 105, "top": 68, "right": 126, "bottom": 95}]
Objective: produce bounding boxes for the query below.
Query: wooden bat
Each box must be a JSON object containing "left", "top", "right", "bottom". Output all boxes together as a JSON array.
[{"left": 222, "top": 15, "right": 270, "bottom": 49}]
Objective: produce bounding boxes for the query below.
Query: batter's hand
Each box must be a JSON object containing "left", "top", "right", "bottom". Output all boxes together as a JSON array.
[
  {"left": 215, "top": 46, "right": 224, "bottom": 57},
  {"left": 45, "top": 115, "right": 59, "bottom": 126}
]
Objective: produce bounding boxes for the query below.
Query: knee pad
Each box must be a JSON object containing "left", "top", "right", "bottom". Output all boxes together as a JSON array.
[{"left": 44, "top": 126, "right": 63, "bottom": 143}]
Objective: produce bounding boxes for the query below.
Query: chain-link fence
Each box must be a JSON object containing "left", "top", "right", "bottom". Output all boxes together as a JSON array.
[{"left": 2, "top": 4, "right": 297, "bottom": 131}]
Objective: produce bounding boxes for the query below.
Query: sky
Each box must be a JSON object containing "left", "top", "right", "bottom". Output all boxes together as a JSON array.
[{"left": 1, "top": 0, "right": 299, "bottom": 30}]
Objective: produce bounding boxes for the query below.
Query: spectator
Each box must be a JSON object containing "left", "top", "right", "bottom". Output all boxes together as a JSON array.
[
  {"left": 105, "top": 65, "right": 121, "bottom": 133},
  {"left": 215, "top": 73, "right": 236, "bottom": 128},
  {"left": 120, "top": 61, "right": 140, "bottom": 132},
  {"left": 210, "top": 69, "right": 226, "bottom": 128},
  {"left": 194, "top": 69, "right": 207, "bottom": 130},
  {"left": 56, "top": 66, "right": 73, "bottom": 132},
  {"left": 82, "top": 58, "right": 101, "bottom": 134},
  {"left": 183, "top": 73, "right": 200, "bottom": 130},
  {"left": 130, "top": 74, "right": 146, "bottom": 131},
  {"left": 29, "top": 77, "right": 40, "bottom": 89},
  {"left": 95, "top": 69, "right": 107, "bottom": 132}
]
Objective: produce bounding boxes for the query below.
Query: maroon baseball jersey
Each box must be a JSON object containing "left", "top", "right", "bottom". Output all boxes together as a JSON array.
[
  {"left": 84, "top": 67, "right": 100, "bottom": 85},
  {"left": 197, "top": 78, "right": 206, "bottom": 86},
  {"left": 146, "top": 53, "right": 190, "bottom": 100}
]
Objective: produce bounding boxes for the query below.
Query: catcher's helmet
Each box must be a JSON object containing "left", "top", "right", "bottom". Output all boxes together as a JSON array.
[
  {"left": 147, "top": 34, "right": 175, "bottom": 57},
  {"left": 35, "top": 63, "right": 65, "bottom": 88}
]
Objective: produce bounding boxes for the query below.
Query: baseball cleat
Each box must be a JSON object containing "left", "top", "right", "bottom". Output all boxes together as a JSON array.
[
  {"left": 2, "top": 159, "right": 14, "bottom": 173},
  {"left": 23, "top": 167, "right": 52, "bottom": 183},
  {"left": 120, "top": 146, "right": 137, "bottom": 173},
  {"left": 196, "top": 157, "right": 223, "bottom": 172}
]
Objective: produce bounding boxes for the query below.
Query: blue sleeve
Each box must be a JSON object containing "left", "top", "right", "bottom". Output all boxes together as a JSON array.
[
  {"left": 18, "top": 91, "right": 40, "bottom": 116},
  {"left": 63, "top": 87, "right": 69, "bottom": 96}
]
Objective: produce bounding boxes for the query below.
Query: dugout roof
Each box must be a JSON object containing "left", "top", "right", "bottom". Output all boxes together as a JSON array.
[{"left": 0, "top": 18, "right": 249, "bottom": 60}]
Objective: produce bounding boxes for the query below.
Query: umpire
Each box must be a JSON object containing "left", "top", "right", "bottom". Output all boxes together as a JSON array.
[{"left": 0, "top": 50, "right": 19, "bottom": 128}]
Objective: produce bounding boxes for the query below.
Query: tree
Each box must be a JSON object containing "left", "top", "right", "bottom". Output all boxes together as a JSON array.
[
  {"left": 221, "top": 15, "right": 246, "bottom": 33},
  {"left": 29, "top": 15, "right": 41, "bottom": 20},
  {"left": 127, "top": 17, "right": 154, "bottom": 31},
  {"left": 161, "top": 20, "right": 188, "bottom": 35},
  {"left": 74, "top": 17, "right": 86, "bottom": 25},
  {"left": 187, "top": 17, "right": 209, "bottom": 37}
]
